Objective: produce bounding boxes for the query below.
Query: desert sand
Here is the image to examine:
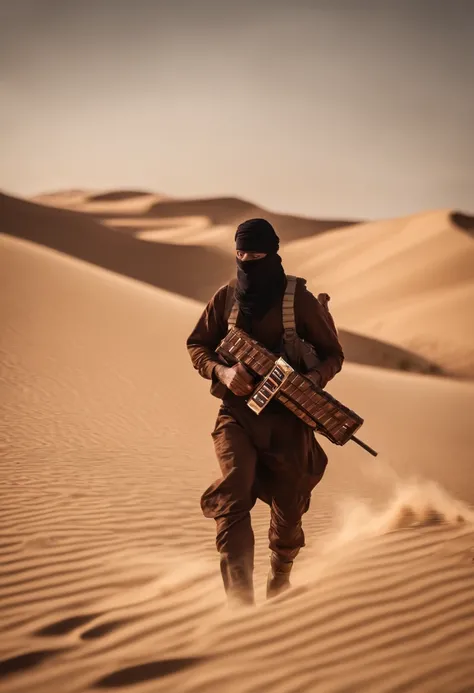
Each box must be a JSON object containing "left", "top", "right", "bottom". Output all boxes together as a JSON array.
[
  {"left": 1, "top": 192, "right": 473, "bottom": 693},
  {"left": 283, "top": 210, "right": 474, "bottom": 379},
  {"left": 2, "top": 191, "right": 450, "bottom": 376}
]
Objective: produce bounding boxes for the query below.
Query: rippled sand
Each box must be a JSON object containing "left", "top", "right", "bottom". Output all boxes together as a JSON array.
[{"left": 1, "top": 212, "right": 473, "bottom": 692}]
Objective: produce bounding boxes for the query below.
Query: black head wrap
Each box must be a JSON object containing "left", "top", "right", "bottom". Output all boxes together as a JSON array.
[
  {"left": 235, "top": 218, "right": 280, "bottom": 253},
  {"left": 234, "top": 219, "right": 285, "bottom": 325}
]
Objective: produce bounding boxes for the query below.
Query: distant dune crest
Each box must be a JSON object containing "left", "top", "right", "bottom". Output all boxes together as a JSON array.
[
  {"left": 4, "top": 188, "right": 470, "bottom": 378},
  {"left": 451, "top": 210, "right": 474, "bottom": 234}
]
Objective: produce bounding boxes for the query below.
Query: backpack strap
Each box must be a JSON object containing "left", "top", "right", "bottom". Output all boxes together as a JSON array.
[
  {"left": 225, "top": 279, "right": 238, "bottom": 331},
  {"left": 282, "top": 275, "right": 297, "bottom": 338}
]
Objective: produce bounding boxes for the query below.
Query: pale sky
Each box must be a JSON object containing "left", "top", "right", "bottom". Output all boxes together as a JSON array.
[{"left": 1, "top": 0, "right": 473, "bottom": 219}]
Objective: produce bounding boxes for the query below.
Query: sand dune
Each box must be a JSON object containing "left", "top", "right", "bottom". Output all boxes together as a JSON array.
[
  {"left": 284, "top": 209, "right": 474, "bottom": 378},
  {"left": 35, "top": 190, "right": 173, "bottom": 216},
  {"left": 1, "top": 234, "right": 473, "bottom": 693},
  {"left": 2, "top": 191, "right": 444, "bottom": 376},
  {"left": 451, "top": 211, "right": 474, "bottom": 235},
  {"left": 0, "top": 192, "right": 234, "bottom": 302},
  {"left": 33, "top": 189, "right": 356, "bottom": 244},
  {"left": 88, "top": 190, "right": 157, "bottom": 203}
]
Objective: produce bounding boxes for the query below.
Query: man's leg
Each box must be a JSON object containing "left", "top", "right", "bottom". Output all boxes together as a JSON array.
[
  {"left": 268, "top": 490, "right": 308, "bottom": 563},
  {"left": 266, "top": 488, "right": 308, "bottom": 598},
  {"left": 200, "top": 407, "right": 258, "bottom": 606},
  {"left": 265, "top": 413, "right": 328, "bottom": 598}
]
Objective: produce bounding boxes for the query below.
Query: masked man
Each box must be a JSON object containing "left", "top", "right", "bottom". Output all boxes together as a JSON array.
[{"left": 186, "top": 218, "right": 344, "bottom": 606}]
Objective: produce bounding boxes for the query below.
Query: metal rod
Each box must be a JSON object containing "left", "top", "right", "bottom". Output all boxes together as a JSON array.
[{"left": 351, "top": 435, "right": 378, "bottom": 457}]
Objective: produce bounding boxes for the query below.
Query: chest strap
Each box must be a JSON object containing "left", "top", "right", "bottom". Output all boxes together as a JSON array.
[
  {"left": 227, "top": 279, "right": 239, "bottom": 330},
  {"left": 282, "top": 275, "right": 297, "bottom": 337},
  {"left": 226, "top": 275, "right": 298, "bottom": 333}
]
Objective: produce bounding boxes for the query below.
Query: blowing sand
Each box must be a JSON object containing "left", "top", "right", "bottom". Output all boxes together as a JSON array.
[{"left": 1, "top": 225, "right": 473, "bottom": 693}]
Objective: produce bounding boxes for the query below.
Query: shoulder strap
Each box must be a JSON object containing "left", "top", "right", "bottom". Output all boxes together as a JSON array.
[
  {"left": 282, "top": 275, "right": 297, "bottom": 337},
  {"left": 225, "top": 279, "right": 238, "bottom": 331}
]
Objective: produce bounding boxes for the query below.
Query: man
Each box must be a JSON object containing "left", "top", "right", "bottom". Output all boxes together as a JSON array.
[{"left": 186, "top": 218, "right": 344, "bottom": 606}]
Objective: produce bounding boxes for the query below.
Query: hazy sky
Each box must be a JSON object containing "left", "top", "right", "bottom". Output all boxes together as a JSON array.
[{"left": 1, "top": 0, "right": 473, "bottom": 219}]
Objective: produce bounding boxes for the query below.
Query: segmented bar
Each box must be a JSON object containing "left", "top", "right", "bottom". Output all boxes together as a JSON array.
[{"left": 216, "top": 327, "right": 363, "bottom": 446}]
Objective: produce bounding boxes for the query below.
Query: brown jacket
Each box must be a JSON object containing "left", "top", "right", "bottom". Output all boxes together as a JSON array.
[{"left": 187, "top": 277, "right": 344, "bottom": 397}]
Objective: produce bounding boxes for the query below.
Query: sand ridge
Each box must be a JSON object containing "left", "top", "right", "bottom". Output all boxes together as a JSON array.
[
  {"left": 2, "top": 191, "right": 449, "bottom": 376},
  {"left": 283, "top": 209, "right": 474, "bottom": 377},
  {"left": 32, "top": 189, "right": 356, "bottom": 244},
  {"left": 1, "top": 233, "right": 474, "bottom": 692}
]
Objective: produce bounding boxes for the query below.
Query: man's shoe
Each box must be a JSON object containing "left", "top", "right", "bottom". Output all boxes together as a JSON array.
[
  {"left": 266, "top": 552, "right": 293, "bottom": 599},
  {"left": 220, "top": 556, "right": 255, "bottom": 607}
]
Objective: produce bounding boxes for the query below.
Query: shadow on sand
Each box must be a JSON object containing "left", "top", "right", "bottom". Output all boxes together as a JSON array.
[{"left": 0, "top": 192, "right": 444, "bottom": 376}]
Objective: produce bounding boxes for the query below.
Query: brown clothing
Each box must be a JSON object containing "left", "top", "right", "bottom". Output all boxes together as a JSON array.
[
  {"left": 187, "top": 277, "right": 344, "bottom": 394},
  {"left": 186, "top": 277, "right": 344, "bottom": 562}
]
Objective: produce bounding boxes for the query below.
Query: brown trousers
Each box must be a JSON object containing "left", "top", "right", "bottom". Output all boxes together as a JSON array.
[{"left": 201, "top": 399, "right": 328, "bottom": 563}]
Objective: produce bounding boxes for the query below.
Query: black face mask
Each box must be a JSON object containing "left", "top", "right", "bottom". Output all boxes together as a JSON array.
[{"left": 235, "top": 253, "right": 286, "bottom": 322}]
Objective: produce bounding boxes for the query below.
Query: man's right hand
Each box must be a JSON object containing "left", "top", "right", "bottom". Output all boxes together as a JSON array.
[{"left": 215, "top": 363, "right": 254, "bottom": 396}]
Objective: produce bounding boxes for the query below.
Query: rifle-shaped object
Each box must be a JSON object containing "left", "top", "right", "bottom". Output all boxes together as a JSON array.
[{"left": 216, "top": 327, "right": 377, "bottom": 457}]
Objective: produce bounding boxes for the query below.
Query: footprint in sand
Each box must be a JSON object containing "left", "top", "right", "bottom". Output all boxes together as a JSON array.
[
  {"left": 94, "top": 657, "right": 205, "bottom": 687},
  {"left": 0, "top": 649, "right": 69, "bottom": 679},
  {"left": 81, "top": 617, "right": 137, "bottom": 640},
  {"left": 34, "top": 613, "right": 102, "bottom": 636}
]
